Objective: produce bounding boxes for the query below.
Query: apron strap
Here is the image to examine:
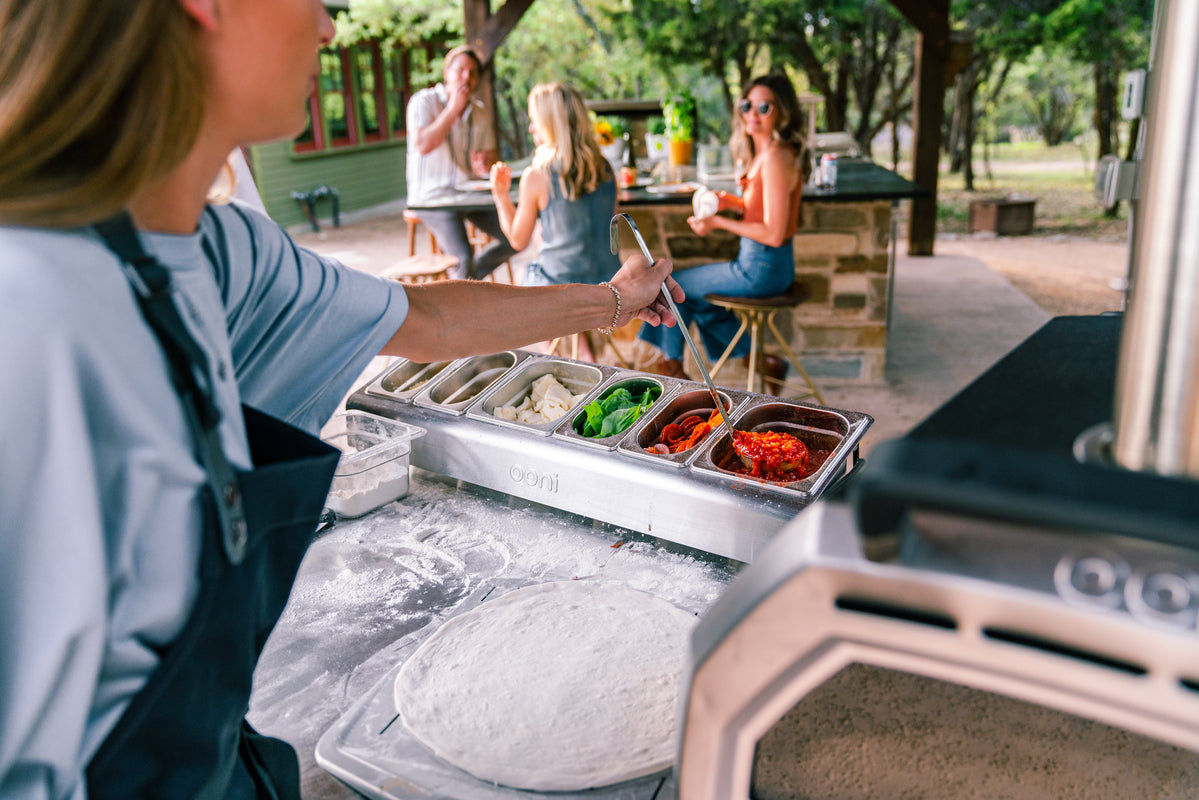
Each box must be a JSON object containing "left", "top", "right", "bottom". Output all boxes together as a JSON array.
[{"left": 94, "top": 212, "right": 249, "bottom": 564}]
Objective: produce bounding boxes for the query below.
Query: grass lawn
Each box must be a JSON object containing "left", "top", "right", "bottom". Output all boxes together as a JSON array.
[{"left": 879, "top": 143, "right": 1131, "bottom": 241}]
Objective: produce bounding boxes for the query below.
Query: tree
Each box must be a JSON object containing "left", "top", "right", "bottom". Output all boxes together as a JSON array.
[
  {"left": 491, "top": 0, "right": 683, "bottom": 156},
  {"left": 772, "top": 1, "right": 915, "bottom": 149},
  {"left": 946, "top": 0, "right": 1061, "bottom": 190},
  {"left": 610, "top": 0, "right": 916, "bottom": 155},
  {"left": 1043, "top": 0, "right": 1153, "bottom": 160},
  {"left": 606, "top": 0, "right": 784, "bottom": 132}
]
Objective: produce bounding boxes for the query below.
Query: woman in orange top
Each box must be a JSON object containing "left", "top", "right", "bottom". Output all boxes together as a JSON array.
[{"left": 639, "top": 74, "right": 807, "bottom": 381}]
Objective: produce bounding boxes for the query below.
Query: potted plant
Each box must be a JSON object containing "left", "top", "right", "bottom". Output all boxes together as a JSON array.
[
  {"left": 644, "top": 118, "right": 669, "bottom": 163},
  {"left": 663, "top": 92, "right": 695, "bottom": 168},
  {"left": 591, "top": 114, "right": 627, "bottom": 175}
]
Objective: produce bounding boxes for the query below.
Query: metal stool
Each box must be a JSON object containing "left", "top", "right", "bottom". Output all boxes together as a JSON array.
[
  {"left": 704, "top": 282, "right": 824, "bottom": 403},
  {"left": 382, "top": 253, "right": 459, "bottom": 284},
  {"left": 403, "top": 209, "right": 440, "bottom": 256}
]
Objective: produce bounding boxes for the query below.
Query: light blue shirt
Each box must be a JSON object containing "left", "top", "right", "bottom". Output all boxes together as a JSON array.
[{"left": 0, "top": 202, "right": 408, "bottom": 799}]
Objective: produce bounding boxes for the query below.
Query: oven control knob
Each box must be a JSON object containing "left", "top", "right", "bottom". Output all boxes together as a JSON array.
[
  {"left": 1055, "top": 552, "right": 1128, "bottom": 608},
  {"left": 1073, "top": 557, "right": 1119, "bottom": 595},
  {"left": 1126, "top": 566, "right": 1197, "bottom": 624}
]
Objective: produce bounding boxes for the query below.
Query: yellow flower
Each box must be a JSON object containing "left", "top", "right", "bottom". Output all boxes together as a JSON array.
[{"left": 594, "top": 120, "right": 615, "bottom": 146}]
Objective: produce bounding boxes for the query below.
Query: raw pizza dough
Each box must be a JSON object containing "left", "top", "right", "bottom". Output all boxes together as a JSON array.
[{"left": 394, "top": 580, "right": 697, "bottom": 791}]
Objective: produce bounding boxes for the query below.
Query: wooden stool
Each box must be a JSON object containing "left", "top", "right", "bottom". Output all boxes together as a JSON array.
[
  {"left": 704, "top": 282, "right": 824, "bottom": 404},
  {"left": 383, "top": 253, "right": 459, "bottom": 284},
  {"left": 404, "top": 209, "right": 440, "bottom": 256}
]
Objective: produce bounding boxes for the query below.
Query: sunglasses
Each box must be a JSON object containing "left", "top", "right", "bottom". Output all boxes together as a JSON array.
[{"left": 739, "top": 100, "right": 774, "bottom": 116}]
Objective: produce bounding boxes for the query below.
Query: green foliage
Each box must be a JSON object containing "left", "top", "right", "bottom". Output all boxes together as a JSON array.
[
  {"left": 489, "top": 0, "right": 719, "bottom": 155},
  {"left": 663, "top": 91, "right": 694, "bottom": 141},
  {"left": 1009, "top": 48, "right": 1090, "bottom": 145},
  {"left": 1043, "top": 0, "right": 1153, "bottom": 67},
  {"left": 332, "top": 0, "right": 459, "bottom": 49}
]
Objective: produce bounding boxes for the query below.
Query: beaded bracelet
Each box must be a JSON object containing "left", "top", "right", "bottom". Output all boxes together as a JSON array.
[{"left": 598, "top": 281, "right": 622, "bottom": 335}]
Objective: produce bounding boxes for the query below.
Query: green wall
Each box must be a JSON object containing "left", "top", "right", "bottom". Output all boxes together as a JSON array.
[{"left": 248, "top": 139, "right": 407, "bottom": 228}]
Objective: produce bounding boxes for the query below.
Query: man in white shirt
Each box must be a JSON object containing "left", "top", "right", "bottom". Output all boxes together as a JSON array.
[{"left": 405, "top": 45, "right": 517, "bottom": 280}]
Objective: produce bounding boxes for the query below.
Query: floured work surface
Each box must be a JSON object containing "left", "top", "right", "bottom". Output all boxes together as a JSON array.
[{"left": 299, "top": 469, "right": 736, "bottom": 800}]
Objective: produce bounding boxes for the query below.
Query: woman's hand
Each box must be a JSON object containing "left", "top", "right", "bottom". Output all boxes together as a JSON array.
[
  {"left": 687, "top": 214, "right": 718, "bottom": 236},
  {"left": 608, "top": 254, "right": 684, "bottom": 328},
  {"left": 489, "top": 161, "right": 512, "bottom": 197}
]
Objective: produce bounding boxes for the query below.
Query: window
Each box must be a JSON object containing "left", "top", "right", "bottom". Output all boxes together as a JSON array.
[
  {"left": 355, "top": 44, "right": 383, "bottom": 142},
  {"left": 383, "top": 48, "right": 411, "bottom": 138},
  {"left": 295, "top": 40, "right": 414, "bottom": 155}
]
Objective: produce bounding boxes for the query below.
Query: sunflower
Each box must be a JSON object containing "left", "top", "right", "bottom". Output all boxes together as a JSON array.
[{"left": 593, "top": 120, "right": 615, "bottom": 146}]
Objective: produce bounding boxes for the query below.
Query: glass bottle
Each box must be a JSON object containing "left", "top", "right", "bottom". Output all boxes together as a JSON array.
[{"left": 620, "top": 132, "right": 638, "bottom": 188}]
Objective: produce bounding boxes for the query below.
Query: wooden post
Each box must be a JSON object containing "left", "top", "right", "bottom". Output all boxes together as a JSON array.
[
  {"left": 462, "top": 0, "right": 496, "bottom": 151},
  {"left": 888, "top": 0, "right": 949, "bottom": 256}
]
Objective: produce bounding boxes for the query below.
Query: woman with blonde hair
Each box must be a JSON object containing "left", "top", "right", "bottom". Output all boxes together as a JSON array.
[
  {"left": 490, "top": 81, "right": 621, "bottom": 286},
  {"left": 0, "top": 2, "right": 681, "bottom": 796},
  {"left": 638, "top": 73, "right": 808, "bottom": 385}
]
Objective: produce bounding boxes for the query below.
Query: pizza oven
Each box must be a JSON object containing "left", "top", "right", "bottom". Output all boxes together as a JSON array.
[{"left": 677, "top": 1, "right": 1199, "bottom": 796}]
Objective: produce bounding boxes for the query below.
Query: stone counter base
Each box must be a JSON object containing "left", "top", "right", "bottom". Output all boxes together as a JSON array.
[{"left": 616, "top": 200, "right": 894, "bottom": 383}]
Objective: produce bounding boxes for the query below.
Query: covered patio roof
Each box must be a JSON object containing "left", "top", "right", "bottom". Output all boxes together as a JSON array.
[{"left": 460, "top": 0, "right": 950, "bottom": 255}]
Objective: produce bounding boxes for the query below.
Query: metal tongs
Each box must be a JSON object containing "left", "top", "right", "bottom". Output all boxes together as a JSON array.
[{"left": 609, "top": 213, "right": 738, "bottom": 434}]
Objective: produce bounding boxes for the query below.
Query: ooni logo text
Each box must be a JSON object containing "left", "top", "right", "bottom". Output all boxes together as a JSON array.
[{"left": 508, "top": 464, "right": 558, "bottom": 493}]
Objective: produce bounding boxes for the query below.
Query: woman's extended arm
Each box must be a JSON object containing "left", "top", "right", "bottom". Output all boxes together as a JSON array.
[
  {"left": 381, "top": 254, "right": 681, "bottom": 362},
  {"left": 490, "top": 162, "right": 545, "bottom": 251}
]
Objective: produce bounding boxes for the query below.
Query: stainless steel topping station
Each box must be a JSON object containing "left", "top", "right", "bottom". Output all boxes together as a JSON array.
[{"left": 346, "top": 351, "right": 870, "bottom": 563}]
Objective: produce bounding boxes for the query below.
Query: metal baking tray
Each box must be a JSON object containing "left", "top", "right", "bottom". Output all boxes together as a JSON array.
[{"left": 349, "top": 352, "right": 872, "bottom": 563}]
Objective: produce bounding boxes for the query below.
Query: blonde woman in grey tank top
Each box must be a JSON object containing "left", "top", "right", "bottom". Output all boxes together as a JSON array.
[{"left": 490, "top": 82, "right": 621, "bottom": 286}]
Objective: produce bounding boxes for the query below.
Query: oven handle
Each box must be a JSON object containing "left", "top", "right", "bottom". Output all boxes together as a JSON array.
[{"left": 848, "top": 438, "right": 1199, "bottom": 552}]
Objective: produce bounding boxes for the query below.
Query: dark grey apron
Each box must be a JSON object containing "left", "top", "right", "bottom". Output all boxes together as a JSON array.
[{"left": 86, "top": 214, "right": 339, "bottom": 799}]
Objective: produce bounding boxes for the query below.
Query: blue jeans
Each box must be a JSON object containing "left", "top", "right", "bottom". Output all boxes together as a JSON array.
[{"left": 638, "top": 237, "right": 794, "bottom": 361}]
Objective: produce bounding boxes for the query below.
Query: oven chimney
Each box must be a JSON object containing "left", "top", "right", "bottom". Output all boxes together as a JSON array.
[{"left": 1110, "top": 0, "right": 1199, "bottom": 477}]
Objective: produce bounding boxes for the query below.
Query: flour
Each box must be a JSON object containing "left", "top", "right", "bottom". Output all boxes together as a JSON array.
[
  {"left": 394, "top": 580, "right": 696, "bottom": 791},
  {"left": 326, "top": 458, "right": 409, "bottom": 518}
]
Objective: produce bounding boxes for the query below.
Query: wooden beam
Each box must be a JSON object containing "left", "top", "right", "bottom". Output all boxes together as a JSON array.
[
  {"left": 888, "top": 0, "right": 949, "bottom": 36},
  {"left": 892, "top": 0, "right": 949, "bottom": 255},
  {"left": 467, "top": 0, "right": 536, "bottom": 65}
]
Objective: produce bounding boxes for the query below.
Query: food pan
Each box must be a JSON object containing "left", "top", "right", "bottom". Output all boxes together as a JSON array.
[
  {"left": 554, "top": 375, "right": 675, "bottom": 452},
  {"left": 365, "top": 358, "right": 455, "bottom": 403},
  {"left": 619, "top": 384, "right": 752, "bottom": 468},
  {"left": 690, "top": 399, "right": 871, "bottom": 500},
  {"left": 413, "top": 351, "right": 527, "bottom": 415},
  {"left": 321, "top": 411, "right": 426, "bottom": 518},
  {"left": 466, "top": 356, "right": 612, "bottom": 436}
]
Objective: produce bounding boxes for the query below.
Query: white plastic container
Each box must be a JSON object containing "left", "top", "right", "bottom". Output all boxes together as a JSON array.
[{"left": 321, "top": 411, "right": 426, "bottom": 518}]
